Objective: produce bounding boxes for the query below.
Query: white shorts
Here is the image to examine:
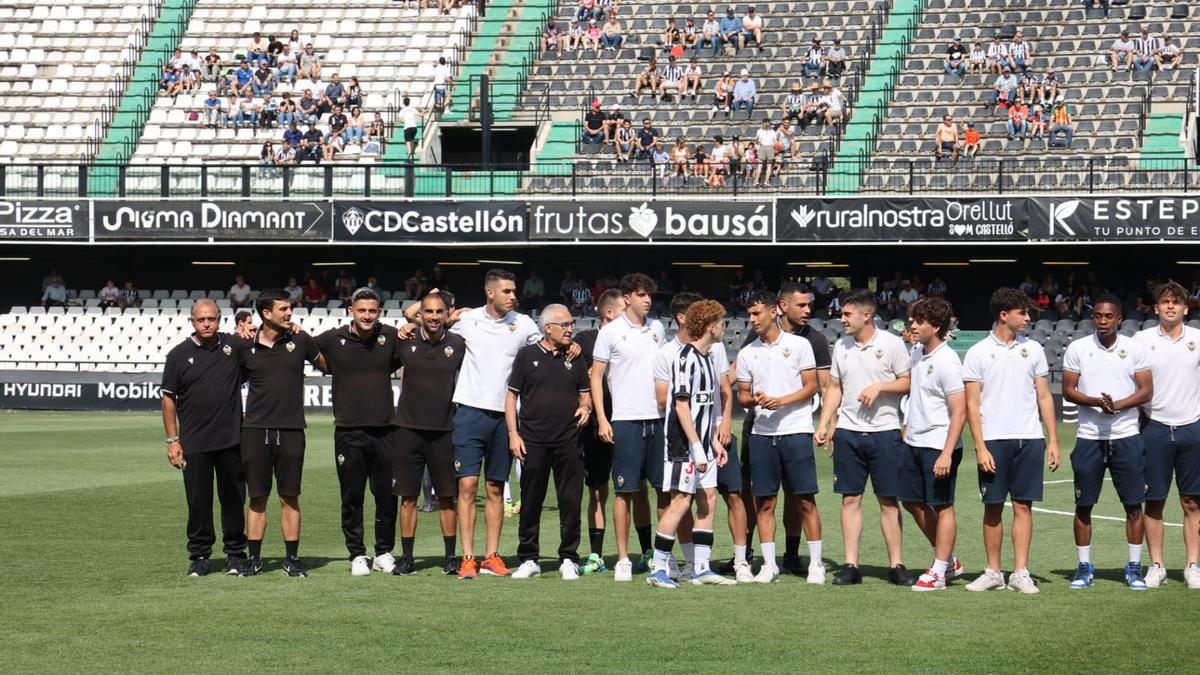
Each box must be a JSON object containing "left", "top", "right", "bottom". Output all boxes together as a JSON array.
[{"left": 662, "top": 458, "right": 717, "bottom": 494}]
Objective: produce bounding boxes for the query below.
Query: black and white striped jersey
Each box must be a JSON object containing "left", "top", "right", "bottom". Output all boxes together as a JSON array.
[{"left": 664, "top": 343, "right": 717, "bottom": 462}]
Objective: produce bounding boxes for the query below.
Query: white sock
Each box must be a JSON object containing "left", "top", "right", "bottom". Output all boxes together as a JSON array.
[
  {"left": 681, "top": 543, "right": 695, "bottom": 565},
  {"left": 1077, "top": 545, "right": 1091, "bottom": 564},
  {"left": 734, "top": 544, "right": 747, "bottom": 565},
  {"left": 761, "top": 542, "right": 777, "bottom": 566},
  {"left": 807, "top": 540, "right": 822, "bottom": 565},
  {"left": 695, "top": 543, "right": 711, "bottom": 574},
  {"left": 503, "top": 481, "right": 512, "bottom": 504},
  {"left": 932, "top": 559, "right": 949, "bottom": 577},
  {"left": 1128, "top": 543, "right": 1142, "bottom": 564},
  {"left": 652, "top": 533, "right": 674, "bottom": 572}
]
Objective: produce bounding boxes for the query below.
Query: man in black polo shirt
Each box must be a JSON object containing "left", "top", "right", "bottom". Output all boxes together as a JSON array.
[
  {"left": 161, "top": 299, "right": 247, "bottom": 577},
  {"left": 393, "top": 292, "right": 466, "bottom": 576},
  {"left": 506, "top": 304, "right": 592, "bottom": 580},
  {"left": 314, "top": 287, "right": 401, "bottom": 577},
  {"left": 240, "top": 288, "right": 326, "bottom": 577}
]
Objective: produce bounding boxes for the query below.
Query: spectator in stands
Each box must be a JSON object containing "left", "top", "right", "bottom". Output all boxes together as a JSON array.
[
  {"left": 299, "top": 44, "right": 322, "bottom": 80},
  {"left": 614, "top": 118, "right": 635, "bottom": 162},
  {"left": 927, "top": 276, "right": 947, "bottom": 298},
  {"left": 603, "top": 102, "right": 624, "bottom": 142},
  {"left": 732, "top": 68, "right": 756, "bottom": 118},
  {"left": 827, "top": 38, "right": 848, "bottom": 79},
  {"left": 567, "top": 20, "right": 587, "bottom": 53},
  {"left": 681, "top": 57, "right": 703, "bottom": 102},
  {"left": 898, "top": 279, "right": 919, "bottom": 313},
  {"left": 365, "top": 276, "right": 385, "bottom": 299},
  {"left": 782, "top": 82, "right": 805, "bottom": 122},
  {"left": 405, "top": 270, "right": 429, "bottom": 299},
  {"left": 283, "top": 121, "right": 303, "bottom": 149},
  {"left": 697, "top": 10, "right": 720, "bottom": 56},
  {"left": 169, "top": 47, "right": 189, "bottom": 72},
  {"left": 247, "top": 32, "right": 269, "bottom": 65},
  {"left": 398, "top": 96, "right": 421, "bottom": 156},
  {"left": 661, "top": 17, "right": 681, "bottom": 52},
  {"left": 636, "top": 118, "right": 661, "bottom": 160},
  {"left": 234, "top": 93, "right": 258, "bottom": 128},
  {"left": 682, "top": 17, "right": 699, "bottom": 52},
  {"left": 258, "top": 96, "right": 277, "bottom": 129},
  {"left": 259, "top": 141, "right": 277, "bottom": 177},
  {"left": 228, "top": 276, "right": 253, "bottom": 309},
  {"left": 98, "top": 280, "right": 121, "bottom": 309},
  {"left": 288, "top": 30, "right": 305, "bottom": 56},
  {"left": 577, "top": 0, "right": 596, "bottom": 23},
  {"left": 1007, "top": 31, "right": 1031, "bottom": 72},
  {"left": 234, "top": 60, "right": 254, "bottom": 96},
  {"left": 160, "top": 65, "right": 180, "bottom": 96},
  {"left": 366, "top": 112, "right": 386, "bottom": 153},
  {"left": 582, "top": 100, "right": 606, "bottom": 145},
  {"left": 298, "top": 89, "right": 319, "bottom": 124},
  {"left": 670, "top": 137, "right": 691, "bottom": 181},
  {"left": 345, "top": 107, "right": 366, "bottom": 145},
  {"left": 220, "top": 93, "right": 239, "bottom": 127},
  {"left": 202, "top": 47, "right": 223, "bottom": 83},
  {"left": 543, "top": 18, "right": 565, "bottom": 57},
  {"left": 718, "top": 8, "right": 744, "bottom": 55},
  {"left": 522, "top": 270, "right": 545, "bottom": 311},
  {"left": 631, "top": 57, "right": 660, "bottom": 101},
  {"left": 1084, "top": 0, "right": 1110, "bottom": 19},
  {"left": 933, "top": 114, "right": 960, "bottom": 162},
  {"left": 987, "top": 66, "right": 1018, "bottom": 111},
  {"left": 276, "top": 44, "right": 298, "bottom": 84},
  {"left": 1007, "top": 100, "right": 1029, "bottom": 140},
  {"left": 967, "top": 40, "right": 987, "bottom": 78},
  {"left": 962, "top": 120, "right": 981, "bottom": 158},
  {"left": 1159, "top": 36, "right": 1181, "bottom": 70},
  {"left": 337, "top": 280, "right": 355, "bottom": 309},
  {"left": 1133, "top": 26, "right": 1160, "bottom": 74},
  {"left": 711, "top": 71, "right": 734, "bottom": 118},
  {"left": 708, "top": 135, "right": 730, "bottom": 185},
  {"left": 600, "top": 14, "right": 624, "bottom": 51},
  {"left": 986, "top": 34, "right": 1008, "bottom": 76},
  {"left": 284, "top": 277, "right": 304, "bottom": 306},
  {"left": 945, "top": 35, "right": 967, "bottom": 79},
  {"left": 754, "top": 119, "right": 777, "bottom": 186},
  {"left": 1027, "top": 104, "right": 1045, "bottom": 141},
  {"left": 119, "top": 281, "right": 142, "bottom": 309},
  {"left": 275, "top": 92, "right": 295, "bottom": 128},
  {"left": 327, "top": 105, "right": 348, "bottom": 144},
  {"left": 432, "top": 57, "right": 452, "bottom": 112},
  {"left": 322, "top": 74, "right": 346, "bottom": 114},
  {"left": 275, "top": 140, "right": 297, "bottom": 168},
  {"left": 299, "top": 123, "right": 324, "bottom": 163},
  {"left": 804, "top": 38, "right": 825, "bottom": 79},
  {"left": 777, "top": 116, "right": 796, "bottom": 158},
  {"left": 820, "top": 79, "right": 846, "bottom": 129},
  {"left": 1016, "top": 68, "right": 1040, "bottom": 105},
  {"left": 1110, "top": 30, "right": 1135, "bottom": 70},
  {"left": 267, "top": 35, "right": 284, "bottom": 65},
  {"left": 1047, "top": 94, "right": 1073, "bottom": 148},
  {"left": 440, "top": 0, "right": 458, "bottom": 15},
  {"left": 202, "top": 91, "right": 222, "bottom": 127},
  {"left": 877, "top": 282, "right": 898, "bottom": 320},
  {"left": 656, "top": 55, "right": 685, "bottom": 104},
  {"left": 1037, "top": 69, "right": 1058, "bottom": 104},
  {"left": 302, "top": 278, "right": 326, "bottom": 310},
  {"left": 742, "top": 6, "right": 764, "bottom": 53},
  {"left": 583, "top": 19, "right": 602, "bottom": 54},
  {"left": 217, "top": 69, "right": 236, "bottom": 96},
  {"left": 322, "top": 131, "right": 345, "bottom": 162},
  {"left": 569, "top": 278, "right": 594, "bottom": 316}
]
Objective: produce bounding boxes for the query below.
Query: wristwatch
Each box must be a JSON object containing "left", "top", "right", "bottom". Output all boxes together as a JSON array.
[{"left": 165, "top": 436, "right": 180, "bottom": 444}]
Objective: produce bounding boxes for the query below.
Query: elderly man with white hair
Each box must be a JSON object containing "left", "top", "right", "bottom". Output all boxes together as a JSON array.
[{"left": 505, "top": 304, "right": 594, "bottom": 580}]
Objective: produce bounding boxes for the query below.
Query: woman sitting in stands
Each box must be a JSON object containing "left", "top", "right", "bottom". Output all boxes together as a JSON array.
[
  {"left": 365, "top": 112, "right": 386, "bottom": 151},
  {"left": 670, "top": 137, "right": 691, "bottom": 181},
  {"left": 712, "top": 72, "right": 734, "bottom": 118},
  {"left": 345, "top": 77, "right": 363, "bottom": 109},
  {"left": 345, "top": 106, "right": 367, "bottom": 144},
  {"left": 259, "top": 141, "right": 276, "bottom": 177}
]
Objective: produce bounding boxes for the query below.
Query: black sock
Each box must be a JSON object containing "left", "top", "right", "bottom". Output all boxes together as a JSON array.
[
  {"left": 401, "top": 537, "right": 415, "bottom": 559},
  {"left": 284, "top": 539, "right": 299, "bottom": 559},
  {"left": 248, "top": 540, "right": 262, "bottom": 558},
  {"left": 636, "top": 525, "right": 653, "bottom": 553},
  {"left": 443, "top": 535, "right": 456, "bottom": 558},
  {"left": 653, "top": 533, "right": 675, "bottom": 556},
  {"left": 785, "top": 536, "right": 801, "bottom": 559},
  {"left": 589, "top": 528, "right": 605, "bottom": 556}
]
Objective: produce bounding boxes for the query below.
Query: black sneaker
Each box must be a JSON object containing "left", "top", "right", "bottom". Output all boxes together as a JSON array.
[
  {"left": 244, "top": 555, "right": 264, "bottom": 576},
  {"left": 443, "top": 556, "right": 461, "bottom": 576},
  {"left": 717, "top": 558, "right": 736, "bottom": 575},
  {"left": 783, "top": 555, "right": 807, "bottom": 576},
  {"left": 392, "top": 556, "right": 416, "bottom": 576},
  {"left": 187, "top": 558, "right": 210, "bottom": 577},
  {"left": 282, "top": 556, "right": 308, "bottom": 577},
  {"left": 832, "top": 564, "right": 862, "bottom": 585},
  {"left": 224, "top": 557, "right": 246, "bottom": 576},
  {"left": 888, "top": 564, "right": 916, "bottom": 586}
]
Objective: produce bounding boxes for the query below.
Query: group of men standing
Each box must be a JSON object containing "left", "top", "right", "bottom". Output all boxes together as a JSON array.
[{"left": 162, "top": 272, "right": 1200, "bottom": 591}]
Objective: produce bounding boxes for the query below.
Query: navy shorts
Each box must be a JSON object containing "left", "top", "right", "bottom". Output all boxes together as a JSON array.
[
  {"left": 1142, "top": 419, "right": 1200, "bottom": 499},
  {"left": 717, "top": 433, "right": 743, "bottom": 495},
  {"left": 1071, "top": 436, "right": 1146, "bottom": 507},
  {"left": 579, "top": 425, "right": 614, "bottom": 489},
  {"left": 978, "top": 438, "right": 1046, "bottom": 503},
  {"left": 451, "top": 405, "right": 512, "bottom": 483},
  {"left": 748, "top": 433, "right": 819, "bottom": 498},
  {"left": 739, "top": 418, "right": 754, "bottom": 486},
  {"left": 611, "top": 419, "right": 661, "bottom": 493},
  {"left": 899, "top": 444, "right": 963, "bottom": 507},
  {"left": 832, "top": 428, "right": 904, "bottom": 497}
]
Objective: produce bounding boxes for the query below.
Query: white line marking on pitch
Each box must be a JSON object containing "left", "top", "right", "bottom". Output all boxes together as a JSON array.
[
  {"left": 1045, "top": 477, "right": 1109, "bottom": 485},
  {"left": 1005, "top": 502, "right": 1183, "bottom": 527}
]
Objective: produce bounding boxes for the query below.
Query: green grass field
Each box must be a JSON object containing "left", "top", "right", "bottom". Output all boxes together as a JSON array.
[{"left": 1, "top": 412, "right": 1197, "bottom": 673}]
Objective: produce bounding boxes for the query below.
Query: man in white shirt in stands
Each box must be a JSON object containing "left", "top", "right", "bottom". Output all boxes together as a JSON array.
[
  {"left": 399, "top": 96, "right": 421, "bottom": 157},
  {"left": 962, "top": 288, "right": 1060, "bottom": 594},
  {"left": 741, "top": 6, "right": 764, "bottom": 54},
  {"left": 228, "top": 275, "right": 252, "bottom": 309},
  {"left": 815, "top": 289, "right": 915, "bottom": 586},
  {"left": 432, "top": 56, "right": 453, "bottom": 111},
  {"left": 1133, "top": 282, "right": 1200, "bottom": 589},
  {"left": 1062, "top": 294, "right": 1152, "bottom": 590}
]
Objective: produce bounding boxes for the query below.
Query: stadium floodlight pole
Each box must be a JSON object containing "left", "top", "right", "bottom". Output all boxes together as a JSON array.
[{"left": 481, "top": 73, "right": 492, "bottom": 169}]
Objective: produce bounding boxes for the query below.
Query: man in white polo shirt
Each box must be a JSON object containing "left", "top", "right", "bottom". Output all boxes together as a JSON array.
[
  {"left": 591, "top": 272, "right": 666, "bottom": 581},
  {"left": 815, "top": 289, "right": 914, "bottom": 586},
  {"left": 963, "top": 288, "right": 1060, "bottom": 594},
  {"left": 901, "top": 298, "right": 966, "bottom": 592},
  {"left": 1133, "top": 281, "right": 1200, "bottom": 589},
  {"left": 1062, "top": 294, "right": 1152, "bottom": 590},
  {"left": 448, "top": 269, "right": 542, "bottom": 580},
  {"left": 737, "top": 290, "right": 822, "bottom": 585}
]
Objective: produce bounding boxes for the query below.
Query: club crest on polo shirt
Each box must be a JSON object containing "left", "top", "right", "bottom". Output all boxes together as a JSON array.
[
  {"left": 874, "top": 349, "right": 884, "bottom": 359},
  {"left": 1019, "top": 347, "right": 1029, "bottom": 358},
  {"left": 286, "top": 341, "right": 295, "bottom": 352},
  {"left": 533, "top": 360, "right": 540, "bottom": 367},
  {"left": 410, "top": 344, "right": 417, "bottom": 352},
  {"left": 783, "top": 347, "right": 793, "bottom": 358},
  {"left": 223, "top": 344, "right": 232, "bottom": 356},
  {"left": 1118, "top": 349, "right": 1127, "bottom": 359},
  {"left": 508, "top": 323, "right": 517, "bottom": 332},
  {"left": 444, "top": 345, "right": 454, "bottom": 357},
  {"left": 188, "top": 357, "right": 194, "bottom": 364},
  {"left": 377, "top": 335, "right": 386, "bottom": 346},
  {"left": 340, "top": 338, "right": 347, "bottom": 346},
  {"left": 926, "top": 364, "right": 934, "bottom": 375},
  {"left": 1189, "top": 342, "right": 1197, "bottom": 352}
]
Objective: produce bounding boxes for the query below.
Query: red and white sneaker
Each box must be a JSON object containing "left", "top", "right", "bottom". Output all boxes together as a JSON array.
[
  {"left": 947, "top": 556, "right": 964, "bottom": 581},
  {"left": 912, "top": 569, "right": 946, "bottom": 591}
]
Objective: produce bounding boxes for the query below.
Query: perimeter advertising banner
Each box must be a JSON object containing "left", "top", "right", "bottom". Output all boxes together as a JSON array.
[
  {"left": 527, "top": 200, "right": 774, "bottom": 242},
  {"left": 333, "top": 200, "right": 527, "bottom": 242},
  {"left": 93, "top": 200, "right": 331, "bottom": 240},
  {"left": 1027, "top": 196, "right": 1200, "bottom": 241},
  {"left": 776, "top": 197, "right": 1027, "bottom": 242},
  {"left": 0, "top": 199, "right": 89, "bottom": 241}
]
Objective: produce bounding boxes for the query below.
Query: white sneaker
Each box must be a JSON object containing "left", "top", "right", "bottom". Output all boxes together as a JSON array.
[
  {"left": 614, "top": 558, "right": 633, "bottom": 582},
  {"left": 1185, "top": 563, "right": 1200, "bottom": 589},
  {"left": 734, "top": 560, "right": 755, "bottom": 583},
  {"left": 559, "top": 559, "right": 580, "bottom": 580},
  {"left": 372, "top": 552, "right": 396, "bottom": 574},
  {"left": 690, "top": 569, "right": 736, "bottom": 585},
  {"left": 1006, "top": 568, "right": 1040, "bottom": 594},
  {"left": 667, "top": 555, "right": 681, "bottom": 580},
  {"left": 965, "top": 568, "right": 1006, "bottom": 592},
  {"left": 512, "top": 560, "right": 541, "bottom": 579},
  {"left": 1143, "top": 563, "right": 1168, "bottom": 589},
  {"left": 350, "top": 555, "right": 371, "bottom": 576},
  {"left": 677, "top": 562, "right": 695, "bottom": 582},
  {"left": 754, "top": 563, "right": 780, "bottom": 584},
  {"left": 807, "top": 562, "right": 826, "bottom": 585}
]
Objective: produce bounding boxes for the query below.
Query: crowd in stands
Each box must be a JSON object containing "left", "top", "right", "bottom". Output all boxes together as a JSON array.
[{"left": 573, "top": 4, "right": 851, "bottom": 187}]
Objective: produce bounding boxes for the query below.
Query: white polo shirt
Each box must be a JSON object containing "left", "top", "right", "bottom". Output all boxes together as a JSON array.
[
  {"left": 1134, "top": 324, "right": 1200, "bottom": 427},
  {"left": 906, "top": 341, "right": 965, "bottom": 450},
  {"left": 450, "top": 307, "right": 541, "bottom": 412},
  {"left": 830, "top": 328, "right": 910, "bottom": 432},
  {"left": 736, "top": 331, "right": 816, "bottom": 436},
  {"left": 962, "top": 332, "right": 1049, "bottom": 440},
  {"left": 593, "top": 313, "right": 666, "bottom": 421},
  {"left": 1062, "top": 333, "right": 1150, "bottom": 440},
  {"left": 654, "top": 336, "right": 730, "bottom": 420}
]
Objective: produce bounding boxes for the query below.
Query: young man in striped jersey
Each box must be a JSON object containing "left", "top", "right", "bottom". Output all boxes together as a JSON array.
[
  {"left": 1133, "top": 282, "right": 1200, "bottom": 588},
  {"left": 963, "top": 288, "right": 1060, "bottom": 593},
  {"left": 648, "top": 300, "right": 734, "bottom": 588}
]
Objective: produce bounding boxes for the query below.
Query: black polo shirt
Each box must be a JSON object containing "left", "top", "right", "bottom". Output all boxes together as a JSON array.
[
  {"left": 573, "top": 328, "right": 611, "bottom": 423},
  {"left": 584, "top": 110, "right": 606, "bottom": 132},
  {"left": 161, "top": 333, "right": 244, "bottom": 454},
  {"left": 508, "top": 341, "right": 591, "bottom": 446},
  {"left": 394, "top": 327, "right": 466, "bottom": 432},
  {"left": 315, "top": 323, "right": 402, "bottom": 428},
  {"left": 239, "top": 330, "right": 321, "bottom": 430}
]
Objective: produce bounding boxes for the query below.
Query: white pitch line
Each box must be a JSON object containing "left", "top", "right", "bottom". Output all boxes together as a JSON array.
[
  {"left": 1045, "top": 477, "right": 1110, "bottom": 485},
  {"left": 1005, "top": 502, "right": 1184, "bottom": 527}
]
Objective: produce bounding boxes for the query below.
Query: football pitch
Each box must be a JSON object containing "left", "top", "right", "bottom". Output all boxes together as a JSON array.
[{"left": 1, "top": 412, "right": 1196, "bottom": 673}]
